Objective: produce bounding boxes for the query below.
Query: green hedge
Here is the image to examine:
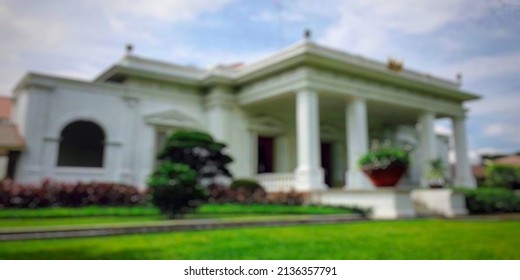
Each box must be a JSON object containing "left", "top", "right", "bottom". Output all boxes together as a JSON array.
[
  {"left": 229, "top": 179, "right": 264, "bottom": 192},
  {"left": 461, "top": 187, "right": 520, "bottom": 214},
  {"left": 484, "top": 164, "right": 520, "bottom": 190}
]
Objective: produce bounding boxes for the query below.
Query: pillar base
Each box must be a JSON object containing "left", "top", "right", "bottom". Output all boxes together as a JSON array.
[
  {"left": 454, "top": 175, "right": 477, "bottom": 189},
  {"left": 294, "top": 167, "right": 326, "bottom": 191},
  {"left": 345, "top": 170, "right": 374, "bottom": 190}
]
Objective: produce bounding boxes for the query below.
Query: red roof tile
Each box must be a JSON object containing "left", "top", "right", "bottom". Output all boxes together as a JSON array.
[
  {"left": 0, "top": 97, "right": 11, "bottom": 120},
  {"left": 493, "top": 155, "right": 520, "bottom": 166},
  {"left": 0, "top": 123, "right": 25, "bottom": 152}
]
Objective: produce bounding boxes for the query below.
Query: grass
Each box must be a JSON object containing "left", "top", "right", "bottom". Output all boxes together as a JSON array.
[
  {"left": 0, "top": 219, "right": 518, "bottom": 259},
  {"left": 0, "top": 206, "right": 160, "bottom": 219},
  {"left": 189, "top": 203, "right": 354, "bottom": 218},
  {"left": 0, "top": 204, "right": 354, "bottom": 228},
  {"left": 0, "top": 216, "right": 164, "bottom": 228}
]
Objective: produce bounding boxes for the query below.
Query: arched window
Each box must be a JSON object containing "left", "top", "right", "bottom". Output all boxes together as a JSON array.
[{"left": 57, "top": 121, "right": 105, "bottom": 167}]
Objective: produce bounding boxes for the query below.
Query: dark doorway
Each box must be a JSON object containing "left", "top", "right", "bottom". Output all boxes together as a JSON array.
[
  {"left": 6, "top": 151, "right": 20, "bottom": 179},
  {"left": 257, "top": 136, "right": 275, "bottom": 173},
  {"left": 321, "top": 142, "right": 333, "bottom": 187}
]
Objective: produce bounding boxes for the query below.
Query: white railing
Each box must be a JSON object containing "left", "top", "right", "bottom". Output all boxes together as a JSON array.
[{"left": 255, "top": 172, "right": 295, "bottom": 193}]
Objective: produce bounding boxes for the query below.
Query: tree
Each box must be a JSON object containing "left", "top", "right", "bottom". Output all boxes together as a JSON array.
[
  {"left": 157, "top": 131, "right": 233, "bottom": 186},
  {"left": 147, "top": 162, "right": 207, "bottom": 218},
  {"left": 147, "top": 131, "right": 234, "bottom": 218}
]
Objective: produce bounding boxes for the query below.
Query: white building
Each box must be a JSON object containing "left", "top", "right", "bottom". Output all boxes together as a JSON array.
[{"left": 7, "top": 40, "right": 478, "bottom": 217}]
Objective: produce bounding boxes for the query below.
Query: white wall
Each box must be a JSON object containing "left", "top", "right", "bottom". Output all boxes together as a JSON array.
[{"left": 14, "top": 78, "right": 206, "bottom": 189}]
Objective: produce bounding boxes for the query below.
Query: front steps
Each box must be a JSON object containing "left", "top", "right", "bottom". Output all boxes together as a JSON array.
[{"left": 309, "top": 188, "right": 468, "bottom": 219}]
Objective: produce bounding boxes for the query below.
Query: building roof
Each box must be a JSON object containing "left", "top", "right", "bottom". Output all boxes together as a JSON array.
[
  {"left": 493, "top": 155, "right": 520, "bottom": 166},
  {"left": 92, "top": 41, "right": 479, "bottom": 102},
  {"left": 0, "top": 123, "right": 25, "bottom": 152},
  {"left": 0, "top": 96, "right": 11, "bottom": 120},
  {"left": 13, "top": 40, "right": 480, "bottom": 103}
]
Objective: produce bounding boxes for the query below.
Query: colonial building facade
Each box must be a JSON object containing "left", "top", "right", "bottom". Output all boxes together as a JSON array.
[{"left": 9, "top": 40, "right": 478, "bottom": 194}]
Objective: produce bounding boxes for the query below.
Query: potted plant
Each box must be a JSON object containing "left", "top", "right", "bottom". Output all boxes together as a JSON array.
[
  {"left": 426, "top": 159, "right": 446, "bottom": 189},
  {"left": 358, "top": 145, "right": 410, "bottom": 187}
]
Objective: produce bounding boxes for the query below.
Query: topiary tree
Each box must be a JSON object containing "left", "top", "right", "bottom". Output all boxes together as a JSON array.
[
  {"left": 157, "top": 131, "right": 233, "bottom": 186},
  {"left": 147, "top": 162, "right": 207, "bottom": 218}
]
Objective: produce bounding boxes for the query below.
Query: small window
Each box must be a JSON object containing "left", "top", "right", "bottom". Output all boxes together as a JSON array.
[{"left": 57, "top": 121, "right": 105, "bottom": 167}]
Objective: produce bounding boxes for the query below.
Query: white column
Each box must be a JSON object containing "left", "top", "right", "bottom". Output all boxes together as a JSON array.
[
  {"left": 452, "top": 116, "right": 476, "bottom": 188},
  {"left": 345, "top": 98, "right": 372, "bottom": 190},
  {"left": 205, "top": 86, "right": 234, "bottom": 142},
  {"left": 418, "top": 111, "right": 437, "bottom": 187},
  {"left": 294, "top": 89, "right": 325, "bottom": 190},
  {"left": 122, "top": 96, "right": 140, "bottom": 185}
]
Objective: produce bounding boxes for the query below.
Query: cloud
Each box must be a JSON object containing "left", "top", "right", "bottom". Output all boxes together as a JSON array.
[
  {"left": 105, "top": 0, "right": 232, "bottom": 22},
  {"left": 0, "top": 0, "right": 234, "bottom": 95},
  {"left": 482, "top": 122, "right": 520, "bottom": 143},
  {"left": 469, "top": 92, "right": 520, "bottom": 115},
  {"left": 434, "top": 121, "right": 452, "bottom": 136},
  {"left": 250, "top": 10, "right": 304, "bottom": 23},
  {"left": 317, "top": 0, "right": 497, "bottom": 57},
  {"left": 165, "top": 45, "right": 271, "bottom": 68},
  {"left": 437, "top": 52, "right": 520, "bottom": 83},
  {"left": 483, "top": 123, "right": 508, "bottom": 137}
]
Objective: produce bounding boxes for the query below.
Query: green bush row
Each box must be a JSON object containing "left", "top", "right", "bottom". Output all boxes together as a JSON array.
[
  {"left": 460, "top": 187, "right": 520, "bottom": 214},
  {"left": 484, "top": 164, "right": 520, "bottom": 190}
]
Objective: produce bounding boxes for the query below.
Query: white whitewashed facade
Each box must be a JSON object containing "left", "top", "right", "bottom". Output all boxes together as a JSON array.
[{"left": 11, "top": 40, "right": 478, "bottom": 203}]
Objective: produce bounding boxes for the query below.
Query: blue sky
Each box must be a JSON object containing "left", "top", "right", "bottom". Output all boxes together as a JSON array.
[{"left": 0, "top": 0, "right": 519, "bottom": 162}]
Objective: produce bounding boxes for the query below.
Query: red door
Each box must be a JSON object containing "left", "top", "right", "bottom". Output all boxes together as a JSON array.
[{"left": 257, "top": 136, "right": 275, "bottom": 173}]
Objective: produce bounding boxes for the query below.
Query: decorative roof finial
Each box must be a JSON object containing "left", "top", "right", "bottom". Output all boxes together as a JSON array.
[
  {"left": 387, "top": 57, "right": 404, "bottom": 72},
  {"left": 304, "top": 29, "right": 312, "bottom": 41},
  {"left": 126, "top": 44, "right": 134, "bottom": 55},
  {"left": 456, "top": 72, "right": 463, "bottom": 84}
]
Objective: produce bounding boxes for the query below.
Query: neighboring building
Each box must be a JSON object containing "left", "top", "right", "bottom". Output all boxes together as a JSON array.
[
  {"left": 10, "top": 40, "right": 478, "bottom": 192},
  {"left": 0, "top": 96, "right": 25, "bottom": 179},
  {"left": 472, "top": 154, "right": 520, "bottom": 186}
]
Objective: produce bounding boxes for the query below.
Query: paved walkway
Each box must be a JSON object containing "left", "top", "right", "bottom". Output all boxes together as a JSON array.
[{"left": 0, "top": 214, "right": 364, "bottom": 241}]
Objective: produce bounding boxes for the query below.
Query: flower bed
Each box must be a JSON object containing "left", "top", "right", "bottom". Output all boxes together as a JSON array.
[{"left": 0, "top": 179, "right": 147, "bottom": 208}]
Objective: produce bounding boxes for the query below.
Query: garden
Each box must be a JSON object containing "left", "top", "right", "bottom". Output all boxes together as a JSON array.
[{"left": 1, "top": 131, "right": 520, "bottom": 259}]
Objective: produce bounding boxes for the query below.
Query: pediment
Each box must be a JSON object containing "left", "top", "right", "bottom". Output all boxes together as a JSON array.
[{"left": 144, "top": 109, "right": 201, "bottom": 129}]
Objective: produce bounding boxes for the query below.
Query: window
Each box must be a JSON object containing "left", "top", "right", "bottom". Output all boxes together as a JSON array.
[{"left": 57, "top": 121, "right": 105, "bottom": 167}]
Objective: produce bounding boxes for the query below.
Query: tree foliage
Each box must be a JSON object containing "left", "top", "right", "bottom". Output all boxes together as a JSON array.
[
  {"left": 147, "top": 162, "right": 207, "bottom": 218},
  {"left": 157, "top": 131, "right": 233, "bottom": 185},
  {"left": 148, "top": 131, "right": 234, "bottom": 218},
  {"left": 485, "top": 163, "right": 520, "bottom": 190}
]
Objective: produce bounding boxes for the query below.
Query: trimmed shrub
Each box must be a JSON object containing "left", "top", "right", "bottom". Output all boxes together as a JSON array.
[
  {"left": 461, "top": 187, "right": 520, "bottom": 214},
  {"left": 158, "top": 131, "right": 233, "bottom": 186},
  {"left": 208, "top": 184, "right": 268, "bottom": 204},
  {"left": 267, "top": 191, "right": 307, "bottom": 206},
  {"left": 230, "top": 179, "right": 263, "bottom": 192},
  {"left": 484, "top": 164, "right": 520, "bottom": 190},
  {"left": 147, "top": 162, "right": 207, "bottom": 218},
  {"left": 208, "top": 179, "right": 307, "bottom": 206},
  {"left": 0, "top": 179, "right": 146, "bottom": 208}
]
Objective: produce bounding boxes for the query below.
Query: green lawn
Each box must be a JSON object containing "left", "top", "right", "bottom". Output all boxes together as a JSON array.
[
  {"left": 0, "top": 206, "right": 161, "bottom": 219},
  {"left": 0, "top": 216, "right": 164, "bottom": 228},
  {"left": 192, "top": 203, "right": 354, "bottom": 217},
  {"left": 0, "top": 204, "right": 354, "bottom": 228},
  {"left": 0, "top": 219, "right": 518, "bottom": 259}
]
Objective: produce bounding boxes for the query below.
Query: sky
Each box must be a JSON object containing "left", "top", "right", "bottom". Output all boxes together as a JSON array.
[{"left": 0, "top": 0, "right": 519, "bottom": 163}]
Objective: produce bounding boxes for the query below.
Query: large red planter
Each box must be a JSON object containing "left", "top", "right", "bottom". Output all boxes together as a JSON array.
[{"left": 362, "top": 164, "right": 407, "bottom": 187}]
